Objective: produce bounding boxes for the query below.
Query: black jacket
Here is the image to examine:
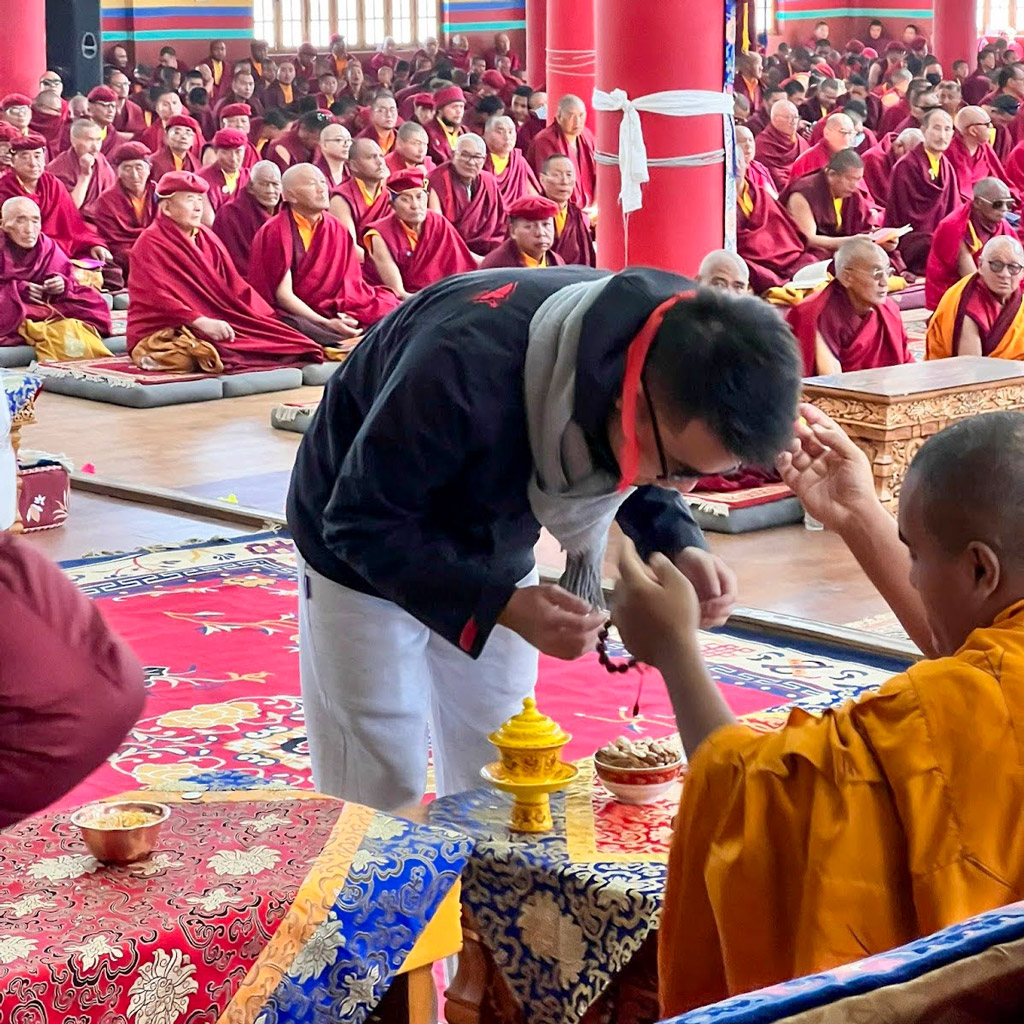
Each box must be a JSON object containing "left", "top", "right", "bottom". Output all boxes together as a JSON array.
[{"left": 287, "top": 266, "right": 707, "bottom": 657}]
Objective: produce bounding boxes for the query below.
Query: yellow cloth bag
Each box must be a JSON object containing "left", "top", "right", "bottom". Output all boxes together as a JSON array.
[{"left": 18, "top": 316, "right": 112, "bottom": 362}]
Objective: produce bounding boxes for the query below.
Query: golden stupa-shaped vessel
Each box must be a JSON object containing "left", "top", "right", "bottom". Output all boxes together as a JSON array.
[{"left": 480, "top": 697, "right": 578, "bottom": 833}]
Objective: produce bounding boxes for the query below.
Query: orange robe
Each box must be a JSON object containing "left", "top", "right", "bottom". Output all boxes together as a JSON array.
[
  {"left": 660, "top": 601, "right": 1024, "bottom": 1017},
  {"left": 926, "top": 272, "right": 1024, "bottom": 360}
]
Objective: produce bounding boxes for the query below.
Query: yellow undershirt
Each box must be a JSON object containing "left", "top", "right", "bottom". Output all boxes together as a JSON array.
[
  {"left": 738, "top": 182, "right": 754, "bottom": 216},
  {"left": 833, "top": 197, "right": 843, "bottom": 230},
  {"left": 926, "top": 149, "right": 941, "bottom": 180},
  {"left": 377, "top": 129, "right": 395, "bottom": 153},
  {"left": 222, "top": 169, "right": 240, "bottom": 194},
  {"left": 400, "top": 221, "right": 419, "bottom": 251},
  {"left": 967, "top": 216, "right": 982, "bottom": 253},
  {"left": 252, "top": 60, "right": 263, "bottom": 77},
  {"left": 990, "top": 126, "right": 998, "bottom": 146},
  {"left": 280, "top": 83, "right": 293, "bottom": 104},
  {"left": 554, "top": 206, "right": 567, "bottom": 236},
  {"left": 521, "top": 251, "right": 546, "bottom": 267},
  {"left": 212, "top": 59, "right": 223, "bottom": 86},
  {"left": 256, "top": 137, "right": 268, "bottom": 154},
  {"left": 130, "top": 193, "right": 147, "bottom": 220},
  {"left": 490, "top": 152, "right": 510, "bottom": 176},
  {"left": 292, "top": 209, "right": 317, "bottom": 250},
  {"left": 439, "top": 117, "right": 462, "bottom": 150},
  {"left": 99, "top": 126, "right": 108, "bottom": 141},
  {"left": 356, "top": 178, "right": 383, "bottom": 205},
  {"left": 173, "top": 153, "right": 185, "bottom": 171}
]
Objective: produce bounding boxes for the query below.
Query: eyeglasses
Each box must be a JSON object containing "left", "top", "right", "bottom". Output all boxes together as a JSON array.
[
  {"left": 986, "top": 259, "right": 1024, "bottom": 274},
  {"left": 860, "top": 265, "right": 894, "bottom": 282},
  {"left": 641, "top": 374, "right": 702, "bottom": 483},
  {"left": 40, "top": 78, "right": 61, "bottom": 87},
  {"left": 966, "top": 120, "right": 993, "bottom": 129},
  {"left": 979, "top": 196, "right": 1018, "bottom": 210}
]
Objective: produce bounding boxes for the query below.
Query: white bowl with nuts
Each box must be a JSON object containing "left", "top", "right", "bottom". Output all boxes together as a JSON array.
[{"left": 593, "top": 737, "right": 686, "bottom": 805}]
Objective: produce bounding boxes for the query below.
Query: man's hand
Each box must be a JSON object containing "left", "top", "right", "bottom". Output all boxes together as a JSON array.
[
  {"left": 776, "top": 402, "right": 878, "bottom": 533},
  {"left": 89, "top": 245, "right": 112, "bottom": 263},
  {"left": 497, "top": 584, "right": 605, "bottom": 660},
  {"left": 191, "top": 316, "right": 235, "bottom": 342},
  {"left": 24, "top": 282, "right": 44, "bottom": 303},
  {"left": 611, "top": 540, "right": 699, "bottom": 670},
  {"left": 328, "top": 313, "right": 361, "bottom": 338},
  {"left": 672, "top": 547, "right": 737, "bottom": 627},
  {"left": 41, "top": 275, "right": 65, "bottom": 296},
  {"left": 78, "top": 152, "right": 96, "bottom": 177}
]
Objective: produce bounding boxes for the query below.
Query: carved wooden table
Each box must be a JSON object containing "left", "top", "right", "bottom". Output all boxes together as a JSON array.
[{"left": 804, "top": 357, "right": 1024, "bottom": 512}]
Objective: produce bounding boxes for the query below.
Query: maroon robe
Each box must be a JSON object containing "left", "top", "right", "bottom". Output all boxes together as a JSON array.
[
  {"left": 479, "top": 238, "right": 564, "bottom": 268},
  {"left": 861, "top": 134, "right": 898, "bottom": 203},
  {"left": 354, "top": 124, "right": 397, "bottom": 154},
  {"left": 995, "top": 124, "right": 1015, "bottom": 163},
  {"left": 149, "top": 147, "right": 201, "bottom": 181},
  {"left": 197, "top": 164, "right": 250, "bottom": 213},
  {"left": 363, "top": 210, "right": 477, "bottom": 293},
  {"left": 139, "top": 120, "right": 205, "bottom": 160},
  {"left": 267, "top": 126, "right": 315, "bottom": 171},
  {"left": 207, "top": 60, "right": 233, "bottom": 103},
  {"left": 56, "top": 121, "right": 128, "bottom": 158},
  {"left": 313, "top": 153, "right": 350, "bottom": 192},
  {"left": 249, "top": 206, "right": 399, "bottom": 327},
  {"left": 0, "top": 233, "right": 112, "bottom": 342},
  {"left": 263, "top": 82, "right": 297, "bottom": 110},
  {"left": 549, "top": 200, "right": 595, "bottom": 267},
  {"left": 945, "top": 133, "right": 1016, "bottom": 202},
  {"left": 28, "top": 110, "right": 65, "bottom": 159},
  {"left": 515, "top": 115, "right": 544, "bottom": 153},
  {"left": 783, "top": 169, "right": 875, "bottom": 253},
  {"left": 963, "top": 71, "right": 995, "bottom": 106},
  {"left": 384, "top": 149, "right": 436, "bottom": 176},
  {"left": 737, "top": 178, "right": 817, "bottom": 293},
  {"left": 0, "top": 171, "right": 105, "bottom": 259},
  {"left": 527, "top": 123, "right": 597, "bottom": 208},
  {"left": 127, "top": 212, "right": 323, "bottom": 371},
  {"left": 885, "top": 145, "right": 962, "bottom": 275},
  {"left": 211, "top": 188, "right": 276, "bottom": 278},
  {"left": 753, "top": 124, "right": 809, "bottom": 191},
  {"left": 113, "top": 99, "right": 149, "bottom": 137},
  {"left": 428, "top": 163, "right": 506, "bottom": 255},
  {"left": 797, "top": 99, "right": 835, "bottom": 125},
  {"left": 735, "top": 76, "right": 764, "bottom": 113},
  {"left": 485, "top": 149, "right": 540, "bottom": 204},
  {"left": 483, "top": 47, "right": 521, "bottom": 71},
  {"left": 424, "top": 117, "right": 466, "bottom": 166},
  {"left": 213, "top": 92, "right": 264, "bottom": 121},
  {"left": 786, "top": 280, "right": 912, "bottom": 374},
  {"left": 90, "top": 180, "right": 158, "bottom": 275},
  {"left": 878, "top": 97, "right": 911, "bottom": 135},
  {"left": 45, "top": 148, "right": 117, "bottom": 215},
  {"left": 810, "top": 116, "right": 878, "bottom": 153},
  {"left": 332, "top": 176, "right": 391, "bottom": 237}
]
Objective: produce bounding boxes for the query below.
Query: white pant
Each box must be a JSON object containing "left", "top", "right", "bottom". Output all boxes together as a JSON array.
[{"left": 297, "top": 555, "right": 539, "bottom": 810}]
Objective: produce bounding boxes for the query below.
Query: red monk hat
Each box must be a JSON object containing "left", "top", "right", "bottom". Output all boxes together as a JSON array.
[
  {"left": 165, "top": 114, "right": 200, "bottom": 133},
  {"left": 911, "top": 35, "right": 929, "bottom": 50},
  {"left": 0, "top": 123, "right": 20, "bottom": 143},
  {"left": 884, "top": 42, "right": 905, "bottom": 55},
  {"left": 112, "top": 141, "right": 152, "bottom": 165},
  {"left": 219, "top": 103, "right": 252, "bottom": 119},
  {"left": 87, "top": 85, "right": 118, "bottom": 103},
  {"left": 387, "top": 167, "right": 429, "bottom": 194},
  {"left": 154, "top": 170, "right": 210, "bottom": 198},
  {"left": 862, "top": 47, "right": 878, "bottom": 60},
  {"left": 846, "top": 39, "right": 865, "bottom": 54},
  {"left": 412, "top": 92, "right": 435, "bottom": 109},
  {"left": 212, "top": 128, "right": 248, "bottom": 148},
  {"left": 9, "top": 133, "right": 47, "bottom": 152},
  {"left": 433, "top": 85, "right": 465, "bottom": 108},
  {"left": 506, "top": 195, "right": 559, "bottom": 221},
  {"left": 0, "top": 93, "right": 32, "bottom": 110},
  {"left": 481, "top": 70, "right": 506, "bottom": 89}
]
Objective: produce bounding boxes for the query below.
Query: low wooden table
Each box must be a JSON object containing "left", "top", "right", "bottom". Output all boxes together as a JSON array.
[{"left": 804, "top": 357, "right": 1024, "bottom": 512}]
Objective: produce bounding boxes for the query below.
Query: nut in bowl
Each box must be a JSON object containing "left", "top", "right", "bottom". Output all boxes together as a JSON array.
[
  {"left": 594, "top": 737, "right": 685, "bottom": 805},
  {"left": 70, "top": 801, "right": 171, "bottom": 865}
]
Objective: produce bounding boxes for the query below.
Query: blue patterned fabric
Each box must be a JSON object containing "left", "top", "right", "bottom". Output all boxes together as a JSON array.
[
  {"left": 3, "top": 372, "right": 42, "bottom": 421},
  {"left": 662, "top": 902, "right": 1024, "bottom": 1024}
]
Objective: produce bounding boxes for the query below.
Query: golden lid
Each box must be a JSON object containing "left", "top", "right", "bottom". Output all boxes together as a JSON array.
[{"left": 488, "top": 698, "right": 570, "bottom": 750}]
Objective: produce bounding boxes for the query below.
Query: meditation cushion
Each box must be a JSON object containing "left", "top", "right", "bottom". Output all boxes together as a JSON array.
[
  {"left": 683, "top": 483, "right": 804, "bottom": 534},
  {"left": 0, "top": 347, "right": 35, "bottom": 369},
  {"left": 220, "top": 367, "right": 304, "bottom": 396},
  {"left": 271, "top": 402, "right": 318, "bottom": 434},
  {"left": 301, "top": 362, "right": 342, "bottom": 386}
]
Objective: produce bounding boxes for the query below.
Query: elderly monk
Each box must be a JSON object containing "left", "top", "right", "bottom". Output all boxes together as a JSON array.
[
  {"left": 212, "top": 160, "right": 281, "bottom": 278},
  {"left": 215, "top": 102, "right": 260, "bottom": 170},
  {"left": 429, "top": 133, "right": 505, "bottom": 256},
  {"left": 861, "top": 126, "right": 922, "bottom": 201},
  {"left": 616, "top": 403, "right": 1024, "bottom": 1016},
  {"left": 484, "top": 114, "right": 539, "bottom": 204},
  {"left": 140, "top": 88, "right": 202, "bottom": 157},
  {"left": 315, "top": 122, "right": 352, "bottom": 190},
  {"left": 90, "top": 142, "right": 157, "bottom": 275},
  {"left": 197, "top": 128, "right": 249, "bottom": 217},
  {"left": 885, "top": 107, "right": 959, "bottom": 275},
  {"left": 927, "top": 235, "right": 1024, "bottom": 360},
  {"left": 56, "top": 86, "right": 126, "bottom": 157},
  {"left": 735, "top": 51, "right": 765, "bottom": 113},
  {"left": 128, "top": 171, "right": 322, "bottom": 373},
  {"left": 925, "top": 178, "right": 1018, "bottom": 309},
  {"left": 788, "top": 112, "right": 859, "bottom": 181},
  {"left": 422, "top": 84, "right": 467, "bottom": 165},
  {"left": 754, "top": 101, "right": 809, "bottom": 191},
  {"left": 947, "top": 105, "right": 1015, "bottom": 202},
  {"left": 480, "top": 195, "right": 563, "bottom": 268},
  {"left": 356, "top": 91, "right": 399, "bottom": 154},
  {"left": 538, "top": 153, "right": 595, "bottom": 267},
  {"left": 786, "top": 237, "right": 911, "bottom": 374},
  {"left": 363, "top": 167, "right": 476, "bottom": 299},
  {"left": 249, "top": 163, "right": 399, "bottom": 345},
  {"left": 696, "top": 249, "right": 749, "bottom": 293},
  {"left": 330, "top": 138, "right": 391, "bottom": 245},
  {"left": 269, "top": 109, "right": 333, "bottom": 172},
  {"left": 0, "top": 196, "right": 111, "bottom": 345},
  {"left": 735, "top": 125, "right": 778, "bottom": 198},
  {"left": 46, "top": 119, "right": 116, "bottom": 214},
  {"left": 150, "top": 114, "right": 202, "bottom": 180},
  {"left": 1, "top": 94, "right": 34, "bottom": 139},
  {"left": 0, "top": 124, "right": 17, "bottom": 169},
  {"left": 527, "top": 94, "right": 597, "bottom": 208},
  {"left": 385, "top": 121, "right": 435, "bottom": 175}
]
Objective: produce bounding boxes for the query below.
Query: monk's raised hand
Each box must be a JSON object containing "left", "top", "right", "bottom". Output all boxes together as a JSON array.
[
  {"left": 25, "top": 282, "right": 44, "bottom": 304},
  {"left": 78, "top": 152, "right": 96, "bottom": 176}
]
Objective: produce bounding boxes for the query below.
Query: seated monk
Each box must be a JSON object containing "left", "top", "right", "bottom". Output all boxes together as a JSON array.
[
  {"left": 29, "top": 90, "right": 65, "bottom": 159},
  {"left": 355, "top": 91, "right": 399, "bottom": 154},
  {"left": 786, "top": 237, "right": 912, "bottom": 374},
  {"left": 925, "top": 178, "right": 1018, "bottom": 309},
  {"left": 736, "top": 146, "right": 817, "bottom": 293},
  {"left": 428, "top": 133, "right": 504, "bottom": 256},
  {"left": 797, "top": 76, "right": 839, "bottom": 125},
  {"left": 45, "top": 118, "right": 115, "bottom": 214},
  {"left": 90, "top": 142, "right": 157, "bottom": 276},
  {"left": 0, "top": 196, "right": 111, "bottom": 346},
  {"left": 788, "top": 112, "right": 860, "bottom": 182},
  {"left": 109, "top": 70, "right": 148, "bottom": 138},
  {"left": 385, "top": 121, "right": 435, "bottom": 175},
  {"left": 480, "top": 195, "right": 564, "bottom": 268},
  {"left": 1, "top": 94, "right": 33, "bottom": 140},
  {"left": 613, "top": 404, "right": 1024, "bottom": 1016},
  {"left": 527, "top": 94, "right": 596, "bottom": 208},
  {"left": 140, "top": 88, "right": 204, "bottom": 159},
  {"left": 538, "top": 153, "right": 595, "bottom": 267},
  {"left": 363, "top": 167, "right": 476, "bottom": 299},
  {"left": 197, "top": 128, "right": 249, "bottom": 218},
  {"left": 695, "top": 249, "right": 749, "bottom": 293},
  {"left": 249, "top": 163, "right": 399, "bottom": 345},
  {"left": 885, "top": 108, "right": 960, "bottom": 275},
  {"left": 269, "top": 109, "right": 334, "bottom": 172},
  {"left": 735, "top": 125, "right": 778, "bottom": 198},
  {"left": 861, "top": 126, "right": 922, "bottom": 202},
  {"left": 423, "top": 85, "right": 468, "bottom": 167},
  {"left": 56, "top": 86, "right": 127, "bottom": 158},
  {"left": 127, "top": 171, "right": 323, "bottom": 373},
  {"left": 735, "top": 51, "right": 765, "bottom": 113},
  {"left": 314, "top": 122, "right": 352, "bottom": 190},
  {"left": 330, "top": 138, "right": 391, "bottom": 247},
  {"left": 0, "top": 123, "right": 20, "bottom": 169},
  {"left": 216, "top": 103, "right": 261, "bottom": 170},
  {"left": 927, "top": 235, "right": 1024, "bottom": 360},
  {"left": 212, "top": 160, "right": 281, "bottom": 278},
  {"left": 754, "top": 100, "right": 809, "bottom": 191},
  {"left": 947, "top": 106, "right": 1016, "bottom": 202},
  {"left": 150, "top": 114, "right": 202, "bottom": 179},
  {"left": 484, "top": 114, "right": 540, "bottom": 204}
]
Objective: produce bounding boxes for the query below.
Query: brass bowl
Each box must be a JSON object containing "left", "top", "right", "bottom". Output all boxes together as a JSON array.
[{"left": 70, "top": 801, "right": 171, "bottom": 865}]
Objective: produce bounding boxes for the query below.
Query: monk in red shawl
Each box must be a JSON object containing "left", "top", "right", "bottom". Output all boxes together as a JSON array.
[
  {"left": 0, "top": 196, "right": 111, "bottom": 344},
  {"left": 962, "top": 48, "right": 998, "bottom": 106},
  {"left": 925, "top": 178, "right": 1018, "bottom": 309},
  {"left": 786, "top": 238, "right": 911, "bottom": 375},
  {"left": 861, "top": 126, "right": 920, "bottom": 200},
  {"left": 484, "top": 114, "right": 539, "bottom": 204},
  {"left": 212, "top": 160, "right": 280, "bottom": 278},
  {"left": 363, "top": 167, "right": 476, "bottom": 298},
  {"left": 429, "top": 134, "right": 505, "bottom": 256},
  {"left": 264, "top": 61, "right": 298, "bottom": 109},
  {"left": 268, "top": 109, "right": 333, "bottom": 172},
  {"left": 424, "top": 85, "right": 467, "bottom": 166},
  {"left": 885, "top": 108, "right": 960, "bottom": 275},
  {"left": 205, "top": 40, "right": 232, "bottom": 104},
  {"left": 480, "top": 195, "right": 564, "bottom": 268},
  {"left": 385, "top": 122, "right": 435, "bottom": 176},
  {"left": 483, "top": 32, "right": 521, "bottom": 72},
  {"left": 314, "top": 122, "right": 352, "bottom": 190},
  {"left": 355, "top": 92, "right": 400, "bottom": 155},
  {"left": 249, "top": 163, "right": 398, "bottom": 346},
  {"left": 797, "top": 76, "right": 840, "bottom": 125},
  {"left": 539, "top": 154, "right": 595, "bottom": 267},
  {"left": 127, "top": 171, "right": 323, "bottom": 373},
  {"left": 927, "top": 235, "right": 1024, "bottom": 359},
  {"left": 140, "top": 89, "right": 204, "bottom": 160},
  {"left": 198, "top": 128, "right": 249, "bottom": 219},
  {"left": 213, "top": 68, "right": 264, "bottom": 121},
  {"left": 735, "top": 52, "right": 765, "bottom": 113},
  {"left": 527, "top": 95, "right": 597, "bottom": 209},
  {"left": 109, "top": 70, "right": 148, "bottom": 138},
  {"left": 149, "top": 114, "right": 202, "bottom": 180},
  {"left": 789, "top": 112, "right": 860, "bottom": 182},
  {"left": 46, "top": 119, "right": 116, "bottom": 215},
  {"left": 91, "top": 142, "right": 157, "bottom": 276},
  {"left": 735, "top": 126, "right": 779, "bottom": 198},
  {"left": 946, "top": 106, "right": 1016, "bottom": 202},
  {"left": 28, "top": 91, "right": 65, "bottom": 159},
  {"left": 753, "top": 101, "right": 809, "bottom": 191},
  {"left": 330, "top": 137, "right": 391, "bottom": 246}
]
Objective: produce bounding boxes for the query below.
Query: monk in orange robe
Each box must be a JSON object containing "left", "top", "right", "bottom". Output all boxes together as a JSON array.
[
  {"left": 753, "top": 100, "right": 808, "bottom": 191},
  {"left": 927, "top": 235, "right": 1024, "bottom": 360},
  {"left": 211, "top": 160, "right": 281, "bottom": 278},
  {"left": 197, "top": 128, "right": 249, "bottom": 218},
  {"left": 611, "top": 402, "right": 1024, "bottom": 1017},
  {"left": 149, "top": 114, "right": 202, "bottom": 180},
  {"left": 354, "top": 91, "right": 399, "bottom": 154},
  {"left": 423, "top": 85, "right": 467, "bottom": 166},
  {"left": 527, "top": 94, "right": 597, "bottom": 208},
  {"left": 384, "top": 121, "right": 435, "bottom": 176},
  {"left": 735, "top": 51, "right": 765, "bottom": 112},
  {"left": 45, "top": 119, "right": 116, "bottom": 215}
]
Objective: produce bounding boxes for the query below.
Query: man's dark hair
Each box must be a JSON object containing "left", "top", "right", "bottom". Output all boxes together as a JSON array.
[
  {"left": 922, "top": 55, "right": 941, "bottom": 68},
  {"left": 827, "top": 147, "right": 863, "bottom": 173},
  {"left": 645, "top": 292, "right": 801, "bottom": 466},
  {"left": 299, "top": 109, "right": 333, "bottom": 133},
  {"left": 816, "top": 39, "right": 831, "bottom": 49},
  {"left": 150, "top": 85, "right": 178, "bottom": 102},
  {"left": 513, "top": 84, "right": 533, "bottom": 99},
  {"left": 783, "top": 80, "right": 805, "bottom": 98},
  {"left": 187, "top": 87, "right": 208, "bottom": 107},
  {"left": 846, "top": 74, "right": 867, "bottom": 88},
  {"left": 869, "top": 18, "right": 882, "bottom": 27},
  {"left": 330, "top": 95, "right": 359, "bottom": 116},
  {"left": 905, "top": 411, "right": 1024, "bottom": 559},
  {"left": 159, "top": 46, "right": 176, "bottom": 57},
  {"left": 476, "top": 94, "right": 504, "bottom": 117},
  {"left": 395, "top": 59, "right": 410, "bottom": 73},
  {"left": 842, "top": 98, "right": 867, "bottom": 119},
  {"left": 953, "top": 59, "right": 969, "bottom": 70},
  {"left": 906, "top": 55, "right": 923, "bottom": 76},
  {"left": 998, "top": 65, "right": 1023, "bottom": 88},
  {"left": 469, "top": 72, "right": 483, "bottom": 88},
  {"left": 262, "top": 107, "right": 291, "bottom": 129},
  {"left": 433, "top": 59, "right": 455, "bottom": 80}
]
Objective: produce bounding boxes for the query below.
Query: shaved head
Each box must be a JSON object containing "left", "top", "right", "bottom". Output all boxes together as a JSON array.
[
  {"left": 247, "top": 159, "right": 282, "bottom": 208},
  {"left": 33, "top": 90, "right": 61, "bottom": 116},
  {"left": 281, "top": 161, "right": 329, "bottom": 214},
  {"left": 697, "top": 249, "right": 749, "bottom": 293},
  {"left": 397, "top": 120, "right": 427, "bottom": 140},
  {"left": 770, "top": 100, "right": 800, "bottom": 133},
  {"left": 956, "top": 104, "right": 990, "bottom": 131},
  {"left": 834, "top": 235, "right": 884, "bottom": 275},
  {"left": 974, "top": 176, "right": 1011, "bottom": 203},
  {"left": 735, "top": 125, "right": 755, "bottom": 145},
  {"left": 1, "top": 196, "right": 39, "bottom": 222}
]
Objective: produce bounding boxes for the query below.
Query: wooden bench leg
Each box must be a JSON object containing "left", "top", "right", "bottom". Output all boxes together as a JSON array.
[{"left": 406, "top": 964, "right": 438, "bottom": 1024}]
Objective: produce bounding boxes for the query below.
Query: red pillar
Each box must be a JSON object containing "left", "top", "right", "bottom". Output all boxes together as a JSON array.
[
  {"left": 545, "top": 0, "right": 595, "bottom": 125},
  {"left": 526, "top": 0, "right": 547, "bottom": 87},
  {"left": 932, "top": 0, "right": 977, "bottom": 74},
  {"left": 595, "top": 0, "right": 725, "bottom": 274},
  {"left": 0, "top": 0, "right": 46, "bottom": 97}
]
